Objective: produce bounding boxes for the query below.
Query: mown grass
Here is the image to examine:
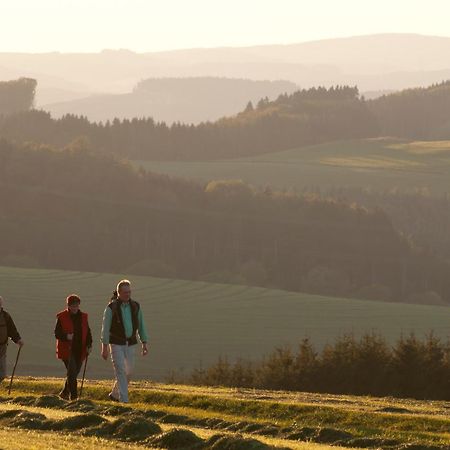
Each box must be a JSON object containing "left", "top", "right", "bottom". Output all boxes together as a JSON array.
[
  {"left": 0, "top": 389, "right": 342, "bottom": 450},
  {"left": 0, "top": 424, "right": 340, "bottom": 450},
  {"left": 133, "top": 137, "right": 450, "bottom": 193},
  {"left": 0, "top": 427, "right": 147, "bottom": 450},
  {"left": 6, "top": 377, "right": 450, "bottom": 447}
]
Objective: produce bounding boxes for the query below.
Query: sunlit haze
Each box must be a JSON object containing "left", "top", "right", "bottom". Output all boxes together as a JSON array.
[{"left": 2, "top": 0, "right": 450, "bottom": 52}]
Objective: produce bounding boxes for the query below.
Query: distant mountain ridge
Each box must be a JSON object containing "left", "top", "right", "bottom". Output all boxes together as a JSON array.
[{"left": 2, "top": 33, "right": 450, "bottom": 107}]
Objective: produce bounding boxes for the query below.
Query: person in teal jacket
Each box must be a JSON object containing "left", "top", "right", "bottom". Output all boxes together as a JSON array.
[{"left": 100, "top": 280, "right": 148, "bottom": 402}]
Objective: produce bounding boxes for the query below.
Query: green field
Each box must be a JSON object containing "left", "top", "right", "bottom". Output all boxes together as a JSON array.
[
  {"left": 0, "top": 377, "right": 449, "bottom": 448},
  {"left": 1, "top": 266, "right": 450, "bottom": 382},
  {"left": 134, "top": 138, "right": 450, "bottom": 193}
]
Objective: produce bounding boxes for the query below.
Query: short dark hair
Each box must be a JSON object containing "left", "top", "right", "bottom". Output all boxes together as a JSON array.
[{"left": 66, "top": 294, "right": 81, "bottom": 305}]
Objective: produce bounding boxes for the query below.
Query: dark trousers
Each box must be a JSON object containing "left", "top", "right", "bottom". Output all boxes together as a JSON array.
[
  {"left": 61, "top": 355, "right": 82, "bottom": 400},
  {"left": 0, "top": 343, "right": 6, "bottom": 383}
]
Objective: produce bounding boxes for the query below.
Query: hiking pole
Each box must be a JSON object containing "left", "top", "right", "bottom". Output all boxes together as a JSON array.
[
  {"left": 8, "top": 345, "right": 22, "bottom": 395},
  {"left": 79, "top": 354, "right": 89, "bottom": 399}
]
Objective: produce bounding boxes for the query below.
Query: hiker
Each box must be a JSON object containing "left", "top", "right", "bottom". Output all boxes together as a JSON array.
[
  {"left": 55, "top": 294, "right": 92, "bottom": 400},
  {"left": 0, "top": 296, "right": 24, "bottom": 383},
  {"left": 101, "top": 279, "right": 149, "bottom": 403}
]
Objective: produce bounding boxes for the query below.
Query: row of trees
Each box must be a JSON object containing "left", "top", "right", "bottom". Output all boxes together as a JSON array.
[
  {"left": 185, "top": 333, "right": 450, "bottom": 400},
  {"left": 2, "top": 138, "right": 448, "bottom": 303},
  {"left": 3, "top": 81, "right": 450, "bottom": 161},
  {"left": 0, "top": 85, "right": 377, "bottom": 160}
]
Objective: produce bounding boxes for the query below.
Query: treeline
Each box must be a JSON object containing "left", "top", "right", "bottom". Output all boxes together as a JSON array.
[
  {"left": 3, "top": 81, "right": 450, "bottom": 160},
  {"left": 2, "top": 138, "right": 449, "bottom": 304},
  {"left": 0, "top": 85, "right": 377, "bottom": 160},
  {"left": 184, "top": 333, "right": 450, "bottom": 400},
  {"left": 0, "top": 78, "right": 36, "bottom": 115}
]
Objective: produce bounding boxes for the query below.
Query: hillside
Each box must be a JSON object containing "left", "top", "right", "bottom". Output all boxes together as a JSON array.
[
  {"left": 133, "top": 137, "right": 450, "bottom": 271},
  {"left": 43, "top": 77, "right": 298, "bottom": 124},
  {"left": 6, "top": 80, "right": 450, "bottom": 162},
  {"left": 3, "top": 138, "right": 432, "bottom": 303},
  {"left": 3, "top": 34, "right": 450, "bottom": 106},
  {"left": 2, "top": 266, "right": 450, "bottom": 380},
  {"left": 134, "top": 137, "right": 450, "bottom": 194},
  {"left": 0, "top": 378, "right": 449, "bottom": 448},
  {"left": 0, "top": 86, "right": 379, "bottom": 160}
]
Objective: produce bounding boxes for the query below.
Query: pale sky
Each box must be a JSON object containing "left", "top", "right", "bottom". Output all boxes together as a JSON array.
[{"left": 1, "top": 0, "right": 449, "bottom": 53}]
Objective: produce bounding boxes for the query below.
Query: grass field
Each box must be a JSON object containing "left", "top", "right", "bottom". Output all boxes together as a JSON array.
[
  {"left": 133, "top": 138, "right": 450, "bottom": 194},
  {"left": 1, "top": 265, "right": 450, "bottom": 382},
  {"left": 0, "top": 377, "right": 449, "bottom": 448}
]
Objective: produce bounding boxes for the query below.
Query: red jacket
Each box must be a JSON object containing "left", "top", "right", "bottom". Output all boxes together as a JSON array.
[{"left": 55, "top": 309, "right": 89, "bottom": 361}]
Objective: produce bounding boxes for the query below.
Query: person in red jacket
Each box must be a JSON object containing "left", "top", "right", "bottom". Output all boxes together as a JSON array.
[{"left": 54, "top": 294, "right": 92, "bottom": 400}]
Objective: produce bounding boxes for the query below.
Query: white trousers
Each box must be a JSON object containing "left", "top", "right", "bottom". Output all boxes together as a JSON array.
[{"left": 110, "top": 343, "right": 136, "bottom": 403}]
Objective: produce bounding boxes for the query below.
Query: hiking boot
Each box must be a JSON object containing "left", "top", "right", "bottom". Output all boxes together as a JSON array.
[
  {"left": 59, "top": 391, "right": 70, "bottom": 400},
  {"left": 108, "top": 393, "right": 119, "bottom": 402}
]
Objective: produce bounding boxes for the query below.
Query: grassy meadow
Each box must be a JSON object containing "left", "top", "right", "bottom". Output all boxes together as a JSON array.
[
  {"left": 1, "top": 265, "right": 450, "bottom": 381},
  {"left": 133, "top": 138, "right": 450, "bottom": 193},
  {"left": 0, "top": 377, "right": 449, "bottom": 448}
]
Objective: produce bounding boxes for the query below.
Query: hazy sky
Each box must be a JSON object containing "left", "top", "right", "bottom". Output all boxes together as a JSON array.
[{"left": 2, "top": 0, "right": 449, "bottom": 53}]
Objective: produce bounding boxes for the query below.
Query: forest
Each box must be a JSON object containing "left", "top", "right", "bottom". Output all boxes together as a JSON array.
[
  {"left": 1, "top": 78, "right": 450, "bottom": 305},
  {"left": 2, "top": 81, "right": 450, "bottom": 160},
  {"left": 0, "top": 138, "right": 449, "bottom": 304}
]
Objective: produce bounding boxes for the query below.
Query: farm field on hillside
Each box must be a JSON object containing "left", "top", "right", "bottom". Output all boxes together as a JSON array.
[
  {"left": 134, "top": 138, "right": 450, "bottom": 193},
  {"left": 1, "top": 266, "right": 449, "bottom": 381}
]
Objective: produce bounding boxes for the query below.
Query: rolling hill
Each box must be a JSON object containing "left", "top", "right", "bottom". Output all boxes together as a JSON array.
[
  {"left": 43, "top": 77, "right": 298, "bottom": 124},
  {"left": 3, "top": 34, "right": 450, "bottom": 106},
  {"left": 2, "top": 266, "right": 449, "bottom": 381},
  {"left": 134, "top": 138, "right": 450, "bottom": 194}
]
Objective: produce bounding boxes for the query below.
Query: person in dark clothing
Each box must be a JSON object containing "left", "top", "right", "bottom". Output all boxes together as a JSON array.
[
  {"left": 55, "top": 294, "right": 92, "bottom": 400},
  {"left": 0, "top": 296, "right": 24, "bottom": 383}
]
